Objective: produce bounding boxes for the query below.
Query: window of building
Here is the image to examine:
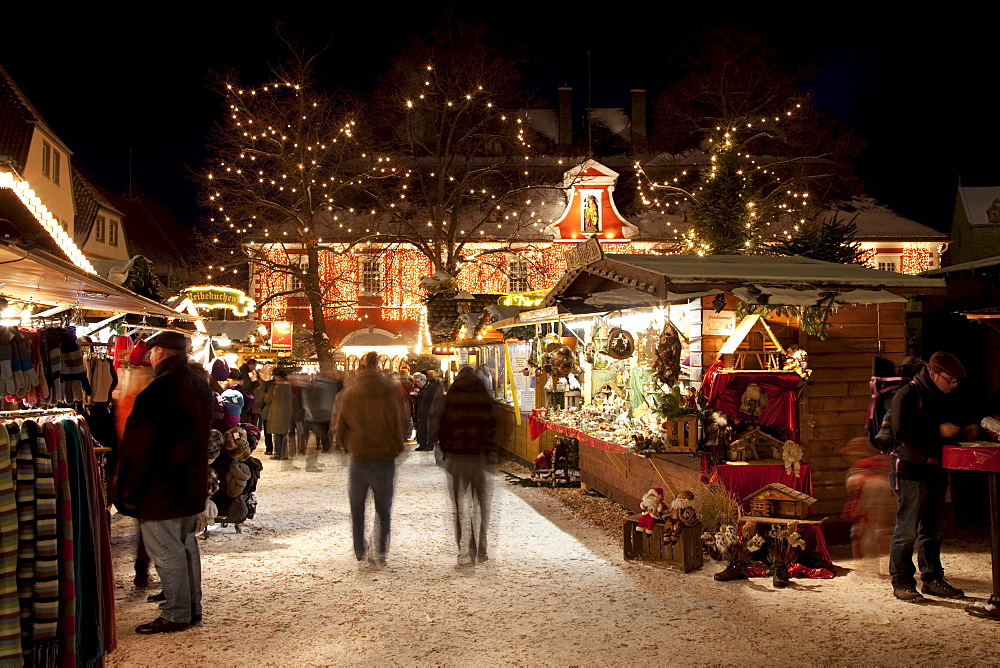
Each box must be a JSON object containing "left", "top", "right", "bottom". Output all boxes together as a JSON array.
[
  {"left": 508, "top": 256, "right": 530, "bottom": 293},
  {"left": 95, "top": 216, "right": 106, "bottom": 243},
  {"left": 52, "top": 149, "right": 60, "bottom": 185},
  {"left": 878, "top": 260, "right": 897, "bottom": 272},
  {"left": 360, "top": 257, "right": 382, "bottom": 295},
  {"left": 41, "top": 142, "right": 51, "bottom": 177},
  {"left": 109, "top": 220, "right": 118, "bottom": 247},
  {"left": 988, "top": 200, "right": 1000, "bottom": 225},
  {"left": 286, "top": 258, "right": 308, "bottom": 293}
]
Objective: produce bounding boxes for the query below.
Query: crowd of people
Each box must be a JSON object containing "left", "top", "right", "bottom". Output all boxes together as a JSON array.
[{"left": 111, "top": 341, "right": 496, "bottom": 635}]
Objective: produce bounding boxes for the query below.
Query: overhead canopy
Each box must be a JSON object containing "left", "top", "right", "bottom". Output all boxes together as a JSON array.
[
  {"left": 0, "top": 240, "right": 199, "bottom": 320},
  {"left": 542, "top": 253, "right": 945, "bottom": 313}
]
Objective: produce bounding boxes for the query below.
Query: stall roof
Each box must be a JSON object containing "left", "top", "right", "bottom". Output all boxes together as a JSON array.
[
  {"left": 0, "top": 240, "right": 200, "bottom": 320},
  {"left": 542, "top": 253, "right": 945, "bottom": 312}
]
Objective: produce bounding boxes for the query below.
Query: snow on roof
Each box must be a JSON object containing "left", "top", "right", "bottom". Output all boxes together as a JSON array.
[
  {"left": 959, "top": 186, "right": 1000, "bottom": 227},
  {"left": 924, "top": 254, "right": 1000, "bottom": 276},
  {"left": 522, "top": 109, "right": 558, "bottom": 142},
  {"left": 604, "top": 253, "right": 944, "bottom": 289},
  {"left": 818, "top": 199, "right": 947, "bottom": 240},
  {"left": 587, "top": 108, "right": 630, "bottom": 138}
]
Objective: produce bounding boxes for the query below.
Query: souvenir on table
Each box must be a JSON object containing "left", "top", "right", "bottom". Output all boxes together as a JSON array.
[{"left": 783, "top": 344, "right": 812, "bottom": 379}]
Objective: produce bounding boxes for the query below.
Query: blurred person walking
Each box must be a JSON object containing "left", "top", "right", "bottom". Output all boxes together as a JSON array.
[
  {"left": 262, "top": 368, "right": 294, "bottom": 461},
  {"left": 334, "top": 351, "right": 405, "bottom": 570},
  {"left": 439, "top": 365, "right": 496, "bottom": 567}
]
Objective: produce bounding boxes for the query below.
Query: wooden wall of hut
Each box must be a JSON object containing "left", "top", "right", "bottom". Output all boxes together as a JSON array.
[{"left": 699, "top": 297, "right": 903, "bottom": 517}]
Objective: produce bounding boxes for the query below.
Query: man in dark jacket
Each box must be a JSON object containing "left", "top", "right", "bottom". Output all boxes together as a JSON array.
[
  {"left": 439, "top": 365, "right": 497, "bottom": 567},
  {"left": 413, "top": 371, "right": 444, "bottom": 452},
  {"left": 889, "top": 351, "right": 967, "bottom": 603},
  {"left": 112, "top": 332, "right": 213, "bottom": 633}
]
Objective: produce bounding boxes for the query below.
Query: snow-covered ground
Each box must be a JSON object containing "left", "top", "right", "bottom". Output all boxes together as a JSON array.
[{"left": 107, "top": 447, "right": 1000, "bottom": 666}]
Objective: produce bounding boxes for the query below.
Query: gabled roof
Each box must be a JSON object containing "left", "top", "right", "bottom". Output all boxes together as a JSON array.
[
  {"left": 0, "top": 65, "right": 70, "bottom": 171},
  {"left": 743, "top": 482, "right": 816, "bottom": 505},
  {"left": 72, "top": 168, "right": 124, "bottom": 247},
  {"left": 93, "top": 185, "right": 192, "bottom": 269},
  {"left": 958, "top": 186, "right": 1000, "bottom": 227},
  {"left": 718, "top": 314, "right": 785, "bottom": 355}
]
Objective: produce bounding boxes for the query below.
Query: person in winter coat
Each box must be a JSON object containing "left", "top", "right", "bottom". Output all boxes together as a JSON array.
[
  {"left": 889, "top": 351, "right": 968, "bottom": 603},
  {"left": 439, "top": 365, "right": 497, "bottom": 567},
  {"left": 262, "top": 367, "right": 294, "bottom": 460},
  {"left": 221, "top": 370, "right": 247, "bottom": 427},
  {"left": 413, "top": 370, "right": 444, "bottom": 451},
  {"left": 334, "top": 351, "right": 405, "bottom": 570},
  {"left": 303, "top": 371, "right": 340, "bottom": 454},
  {"left": 111, "top": 331, "right": 212, "bottom": 634}
]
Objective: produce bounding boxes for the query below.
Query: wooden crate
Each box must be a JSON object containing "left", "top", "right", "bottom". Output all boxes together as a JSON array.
[
  {"left": 622, "top": 515, "right": 704, "bottom": 573},
  {"left": 661, "top": 415, "right": 699, "bottom": 453}
]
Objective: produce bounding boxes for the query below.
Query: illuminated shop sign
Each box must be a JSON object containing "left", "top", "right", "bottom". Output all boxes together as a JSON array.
[{"left": 179, "top": 286, "right": 256, "bottom": 317}]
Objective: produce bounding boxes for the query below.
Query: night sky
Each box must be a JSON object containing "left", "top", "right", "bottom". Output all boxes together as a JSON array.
[{"left": 2, "top": 9, "right": 996, "bottom": 233}]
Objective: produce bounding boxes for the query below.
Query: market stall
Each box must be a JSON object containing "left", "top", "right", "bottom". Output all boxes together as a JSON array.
[{"left": 493, "top": 240, "right": 945, "bottom": 579}]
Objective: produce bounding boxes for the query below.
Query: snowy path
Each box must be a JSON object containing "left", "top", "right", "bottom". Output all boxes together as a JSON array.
[{"left": 107, "top": 448, "right": 1000, "bottom": 666}]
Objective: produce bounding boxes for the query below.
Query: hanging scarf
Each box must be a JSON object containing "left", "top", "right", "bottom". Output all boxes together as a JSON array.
[
  {"left": 72, "top": 419, "right": 114, "bottom": 655},
  {"left": 14, "top": 421, "right": 37, "bottom": 651},
  {"left": 44, "top": 421, "right": 75, "bottom": 668},
  {"left": 0, "top": 423, "right": 23, "bottom": 666},
  {"left": 31, "top": 420, "right": 59, "bottom": 666}
]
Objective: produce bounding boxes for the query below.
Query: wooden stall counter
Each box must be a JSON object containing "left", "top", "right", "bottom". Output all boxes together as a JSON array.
[{"left": 943, "top": 443, "right": 1000, "bottom": 620}]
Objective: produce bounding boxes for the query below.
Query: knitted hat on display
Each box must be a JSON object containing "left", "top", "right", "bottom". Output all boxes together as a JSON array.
[
  {"left": 223, "top": 426, "right": 251, "bottom": 461},
  {"left": 211, "top": 358, "right": 231, "bottom": 382},
  {"left": 928, "top": 352, "right": 966, "bottom": 379},
  {"left": 208, "top": 429, "right": 223, "bottom": 463},
  {"left": 146, "top": 331, "right": 189, "bottom": 352},
  {"left": 241, "top": 423, "right": 261, "bottom": 451},
  {"left": 226, "top": 495, "right": 249, "bottom": 523},
  {"left": 226, "top": 461, "right": 252, "bottom": 497}
]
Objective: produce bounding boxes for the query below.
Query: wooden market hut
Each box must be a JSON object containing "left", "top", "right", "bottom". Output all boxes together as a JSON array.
[{"left": 524, "top": 241, "right": 944, "bottom": 521}]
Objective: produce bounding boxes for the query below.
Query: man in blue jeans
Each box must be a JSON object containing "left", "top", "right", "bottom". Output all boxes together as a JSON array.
[
  {"left": 334, "top": 351, "right": 405, "bottom": 569},
  {"left": 112, "top": 332, "right": 212, "bottom": 633},
  {"left": 889, "top": 351, "right": 967, "bottom": 603}
]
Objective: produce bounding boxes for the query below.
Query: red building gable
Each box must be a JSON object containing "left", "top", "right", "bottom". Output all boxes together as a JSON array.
[{"left": 546, "top": 159, "right": 639, "bottom": 241}]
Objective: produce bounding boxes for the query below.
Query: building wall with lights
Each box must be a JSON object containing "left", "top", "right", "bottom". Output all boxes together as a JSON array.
[{"left": 249, "top": 158, "right": 947, "bottom": 351}]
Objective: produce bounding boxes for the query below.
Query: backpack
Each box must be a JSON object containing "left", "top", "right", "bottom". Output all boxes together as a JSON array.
[{"left": 866, "top": 376, "right": 905, "bottom": 454}]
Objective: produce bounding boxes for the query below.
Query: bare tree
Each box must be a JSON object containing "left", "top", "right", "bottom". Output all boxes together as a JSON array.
[
  {"left": 358, "top": 23, "right": 561, "bottom": 282},
  {"left": 199, "top": 49, "right": 380, "bottom": 367}
]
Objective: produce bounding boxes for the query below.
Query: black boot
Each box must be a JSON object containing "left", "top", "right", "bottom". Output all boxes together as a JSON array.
[
  {"left": 772, "top": 562, "right": 790, "bottom": 588},
  {"left": 714, "top": 559, "right": 749, "bottom": 581}
]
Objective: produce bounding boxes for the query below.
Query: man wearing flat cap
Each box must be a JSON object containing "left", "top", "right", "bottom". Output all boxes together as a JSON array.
[
  {"left": 111, "top": 331, "right": 213, "bottom": 633},
  {"left": 889, "top": 351, "right": 968, "bottom": 603}
]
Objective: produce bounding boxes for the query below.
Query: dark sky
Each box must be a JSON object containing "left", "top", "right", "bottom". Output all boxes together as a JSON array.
[{"left": 2, "top": 9, "right": 995, "bottom": 233}]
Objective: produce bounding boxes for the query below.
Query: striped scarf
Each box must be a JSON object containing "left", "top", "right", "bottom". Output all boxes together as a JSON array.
[
  {"left": 31, "top": 421, "right": 59, "bottom": 665},
  {"left": 14, "top": 421, "right": 36, "bottom": 651},
  {"left": 45, "top": 422, "right": 75, "bottom": 668},
  {"left": 0, "top": 424, "right": 22, "bottom": 666}
]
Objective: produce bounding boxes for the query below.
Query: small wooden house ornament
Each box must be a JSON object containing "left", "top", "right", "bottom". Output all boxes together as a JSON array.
[
  {"left": 743, "top": 483, "right": 817, "bottom": 519},
  {"left": 719, "top": 314, "right": 787, "bottom": 371}
]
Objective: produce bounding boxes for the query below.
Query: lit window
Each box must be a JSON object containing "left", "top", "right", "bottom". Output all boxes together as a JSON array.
[
  {"left": 41, "top": 141, "right": 51, "bottom": 177},
  {"left": 109, "top": 220, "right": 118, "bottom": 247},
  {"left": 361, "top": 257, "right": 382, "bottom": 295},
  {"left": 878, "top": 260, "right": 897, "bottom": 272},
  {"left": 95, "top": 216, "right": 106, "bottom": 243},
  {"left": 988, "top": 200, "right": 1000, "bottom": 225},
  {"left": 287, "top": 258, "right": 308, "bottom": 293},
  {"left": 52, "top": 149, "right": 60, "bottom": 185},
  {"left": 508, "top": 257, "right": 530, "bottom": 292}
]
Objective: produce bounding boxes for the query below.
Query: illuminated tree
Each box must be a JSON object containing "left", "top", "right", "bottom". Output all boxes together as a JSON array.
[
  {"left": 359, "top": 23, "right": 559, "bottom": 281},
  {"left": 637, "top": 30, "right": 862, "bottom": 254},
  {"left": 199, "top": 51, "right": 380, "bottom": 367}
]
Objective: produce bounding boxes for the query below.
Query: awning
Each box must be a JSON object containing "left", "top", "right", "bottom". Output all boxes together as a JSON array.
[{"left": 0, "top": 240, "right": 199, "bottom": 321}]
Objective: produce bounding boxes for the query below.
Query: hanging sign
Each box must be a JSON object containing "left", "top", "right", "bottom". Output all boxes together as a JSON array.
[
  {"left": 179, "top": 286, "right": 256, "bottom": 317},
  {"left": 270, "top": 321, "right": 293, "bottom": 350},
  {"left": 703, "top": 311, "right": 737, "bottom": 336},
  {"left": 564, "top": 234, "right": 604, "bottom": 270},
  {"left": 498, "top": 290, "right": 547, "bottom": 308}
]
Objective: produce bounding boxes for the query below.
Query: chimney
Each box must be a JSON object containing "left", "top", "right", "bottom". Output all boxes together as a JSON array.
[
  {"left": 631, "top": 89, "right": 647, "bottom": 144},
  {"left": 558, "top": 87, "right": 573, "bottom": 145}
]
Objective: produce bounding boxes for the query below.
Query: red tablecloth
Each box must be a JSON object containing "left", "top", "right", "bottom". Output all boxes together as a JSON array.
[
  {"left": 709, "top": 463, "right": 814, "bottom": 510},
  {"left": 701, "top": 366, "right": 802, "bottom": 439},
  {"left": 528, "top": 416, "right": 627, "bottom": 453}
]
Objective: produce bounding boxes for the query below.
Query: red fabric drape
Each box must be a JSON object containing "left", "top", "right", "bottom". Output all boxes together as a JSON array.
[
  {"left": 702, "top": 368, "right": 803, "bottom": 438},
  {"left": 528, "top": 416, "right": 627, "bottom": 453}
]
